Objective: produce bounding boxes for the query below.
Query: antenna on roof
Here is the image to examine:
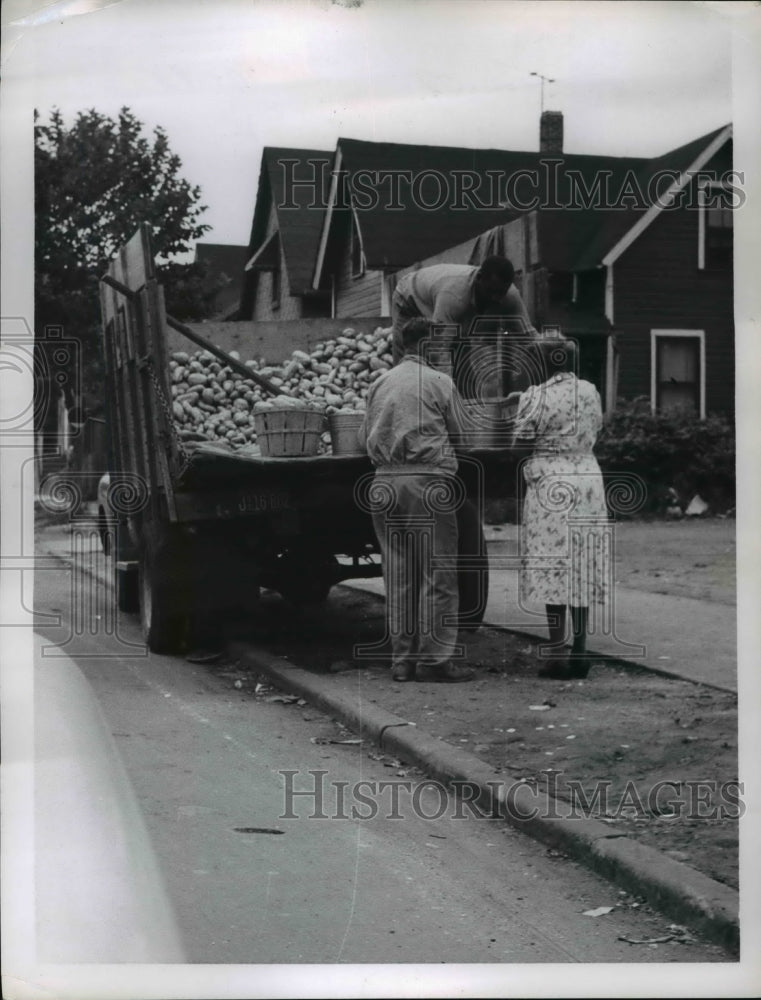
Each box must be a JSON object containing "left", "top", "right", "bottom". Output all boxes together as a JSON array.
[{"left": 530, "top": 71, "right": 555, "bottom": 114}]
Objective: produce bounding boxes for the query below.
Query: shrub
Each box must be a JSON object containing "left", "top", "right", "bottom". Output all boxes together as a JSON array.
[{"left": 595, "top": 397, "right": 735, "bottom": 514}]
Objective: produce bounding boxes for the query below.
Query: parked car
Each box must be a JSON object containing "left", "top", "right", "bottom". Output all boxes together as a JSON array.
[{"left": 97, "top": 471, "right": 112, "bottom": 555}]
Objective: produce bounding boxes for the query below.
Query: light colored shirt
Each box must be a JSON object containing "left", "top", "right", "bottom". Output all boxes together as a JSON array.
[
  {"left": 395, "top": 263, "right": 535, "bottom": 335},
  {"left": 358, "top": 355, "right": 460, "bottom": 475}
]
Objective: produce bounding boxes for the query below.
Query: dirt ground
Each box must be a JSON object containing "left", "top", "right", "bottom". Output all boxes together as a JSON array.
[
  {"left": 488, "top": 516, "right": 736, "bottom": 605},
  {"left": 607, "top": 517, "right": 736, "bottom": 605},
  {"left": 225, "top": 573, "right": 739, "bottom": 893}
]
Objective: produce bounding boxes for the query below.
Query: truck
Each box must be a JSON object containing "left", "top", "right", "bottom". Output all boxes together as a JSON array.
[{"left": 100, "top": 224, "right": 510, "bottom": 653}]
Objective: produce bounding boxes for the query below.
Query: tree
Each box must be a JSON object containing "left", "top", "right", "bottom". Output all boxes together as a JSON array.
[{"left": 35, "top": 106, "right": 217, "bottom": 409}]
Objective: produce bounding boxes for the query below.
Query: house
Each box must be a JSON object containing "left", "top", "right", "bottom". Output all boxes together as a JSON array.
[
  {"left": 238, "top": 147, "right": 334, "bottom": 321},
  {"left": 193, "top": 242, "right": 249, "bottom": 320},
  {"left": 239, "top": 116, "right": 735, "bottom": 416},
  {"left": 572, "top": 125, "right": 734, "bottom": 418}
]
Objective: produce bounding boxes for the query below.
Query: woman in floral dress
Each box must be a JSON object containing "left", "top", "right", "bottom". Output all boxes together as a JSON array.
[{"left": 512, "top": 338, "right": 610, "bottom": 678}]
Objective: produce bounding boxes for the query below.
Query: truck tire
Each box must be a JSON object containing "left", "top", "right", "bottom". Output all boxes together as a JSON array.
[
  {"left": 98, "top": 506, "right": 112, "bottom": 556},
  {"left": 274, "top": 551, "right": 338, "bottom": 606},
  {"left": 113, "top": 522, "right": 140, "bottom": 613},
  {"left": 116, "top": 561, "right": 140, "bottom": 614},
  {"left": 139, "top": 545, "right": 186, "bottom": 654},
  {"left": 456, "top": 500, "right": 489, "bottom": 631}
]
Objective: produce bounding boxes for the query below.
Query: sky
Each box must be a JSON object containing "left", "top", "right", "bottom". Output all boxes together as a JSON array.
[{"left": 2, "top": 0, "right": 753, "bottom": 249}]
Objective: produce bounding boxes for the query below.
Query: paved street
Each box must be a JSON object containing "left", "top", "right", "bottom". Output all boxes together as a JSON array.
[{"left": 30, "top": 555, "right": 732, "bottom": 965}]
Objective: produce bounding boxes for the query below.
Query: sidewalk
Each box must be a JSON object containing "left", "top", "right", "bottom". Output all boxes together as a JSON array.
[{"left": 345, "top": 523, "right": 737, "bottom": 693}]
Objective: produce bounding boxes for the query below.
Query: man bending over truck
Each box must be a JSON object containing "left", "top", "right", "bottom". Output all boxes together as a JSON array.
[
  {"left": 390, "top": 257, "right": 538, "bottom": 370},
  {"left": 359, "top": 317, "right": 474, "bottom": 684}
]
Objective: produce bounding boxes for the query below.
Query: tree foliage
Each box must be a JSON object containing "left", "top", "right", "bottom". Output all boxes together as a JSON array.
[{"left": 35, "top": 106, "right": 217, "bottom": 406}]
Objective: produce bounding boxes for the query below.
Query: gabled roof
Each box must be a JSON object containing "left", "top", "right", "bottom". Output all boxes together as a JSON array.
[
  {"left": 312, "top": 138, "right": 652, "bottom": 284},
  {"left": 245, "top": 230, "right": 280, "bottom": 270},
  {"left": 245, "top": 147, "right": 332, "bottom": 296},
  {"left": 242, "top": 125, "right": 733, "bottom": 315},
  {"left": 194, "top": 242, "right": 249, "bottom": 281},
  {"left": 574, "top": 124, "right": 732, "bottom": 270},
  {"left": 311, "top": 127, "right": 732, "bottom": 284}
]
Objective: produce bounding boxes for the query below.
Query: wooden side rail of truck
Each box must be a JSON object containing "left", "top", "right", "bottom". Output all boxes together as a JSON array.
[{"left": 99, "top": 224, "right": 500, "bottom": 653}]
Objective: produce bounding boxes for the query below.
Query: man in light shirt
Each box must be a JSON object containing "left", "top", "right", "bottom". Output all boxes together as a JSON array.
[{"left": 359, "top": 318, "right": 474, "bottom": 684}]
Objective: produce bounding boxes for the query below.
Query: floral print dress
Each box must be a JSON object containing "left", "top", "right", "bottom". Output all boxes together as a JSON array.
[{"left": 514, "top": 373, "right": 610, "bottom": 607}]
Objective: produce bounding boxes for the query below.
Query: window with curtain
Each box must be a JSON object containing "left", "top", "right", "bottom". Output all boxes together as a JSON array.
[{"left": 656, "top": 336, "right": 701, "bottom": 414}]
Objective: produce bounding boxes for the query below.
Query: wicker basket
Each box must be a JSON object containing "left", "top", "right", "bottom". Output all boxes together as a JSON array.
[
  {"left": 254, "top": 406, "right": 326, "bottom": 457},
  {"left": 328, "top": 411, "right": 366, "bottom": 455}
]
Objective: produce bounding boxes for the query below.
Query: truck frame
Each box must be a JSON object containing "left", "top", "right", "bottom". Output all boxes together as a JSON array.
[{"left": 100, "top": 224, "right": 496, "bottom": 653}]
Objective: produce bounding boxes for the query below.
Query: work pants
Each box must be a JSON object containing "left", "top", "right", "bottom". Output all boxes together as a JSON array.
[{"left": 371, "top": 471, "right": 459, "bottom": 674}]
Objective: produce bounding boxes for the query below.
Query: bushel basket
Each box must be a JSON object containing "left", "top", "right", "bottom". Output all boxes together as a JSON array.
[{"left": 254, "top": 406, "right": 325, "bottom": 457}]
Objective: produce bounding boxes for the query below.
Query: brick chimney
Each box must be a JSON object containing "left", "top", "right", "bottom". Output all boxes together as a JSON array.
[{"left": 539, "top": 111, "right": 563, "bottom": 153}]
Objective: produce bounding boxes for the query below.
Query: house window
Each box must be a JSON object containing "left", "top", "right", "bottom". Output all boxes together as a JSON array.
[
  {"left": 351, "top": 209, "right": 365, "bottom": 278},
  {"left": 699, "top": 182, "right": 733, "bottom": 269},
  {"left": 651, "top": 330, "right": 705, "bottom": 417}
]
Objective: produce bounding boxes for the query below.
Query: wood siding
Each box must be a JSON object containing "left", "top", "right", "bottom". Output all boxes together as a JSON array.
[
  {"left": 332, "top": 220, "right": 385, "bottom": 317},
  {"left": 614, "top": 163, "right": 734, "bottom": 416},
  {"left": 335, "top": 266, "right": 384, "bottom": 317}
]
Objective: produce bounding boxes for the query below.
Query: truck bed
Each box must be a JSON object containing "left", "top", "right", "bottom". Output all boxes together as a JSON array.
[
  {"left": 176, "top": 442, "right": 372, "bottom": 491},
  {"left": 176, "top": 441, "right": 515, "bottom": 491}
]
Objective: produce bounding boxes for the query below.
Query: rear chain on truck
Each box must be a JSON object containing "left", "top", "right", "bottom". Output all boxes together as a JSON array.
[{"left": 145, "top": 359, "right": 193, "bottom": 479}]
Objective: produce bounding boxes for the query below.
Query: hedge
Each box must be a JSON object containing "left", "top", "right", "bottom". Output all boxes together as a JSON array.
[{"left": 595, "top": 397, "right": 735, "bottom": 514}]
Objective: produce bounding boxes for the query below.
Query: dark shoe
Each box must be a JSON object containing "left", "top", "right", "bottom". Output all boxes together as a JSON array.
[
  {"left": 537, "top": 659, "right": 571, "bottom": 679},
  {"left": 538, "top": 655, "right": 591, "bottom": 679},
  {"left": 431, "top": 662, "right": 475, "bottom": 683},
  {"left": 567, "top": 654, "right": 591, "bottom": 679},
  {"left": 391, "top": 664, "right": 416, "bottom": 682}
]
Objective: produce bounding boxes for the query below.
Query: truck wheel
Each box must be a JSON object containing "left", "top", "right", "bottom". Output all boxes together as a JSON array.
[
  {"left": 98, "top": 506, "right": 112, "bottom": 556},
  {"left": 456, "top": 500, "right": 489, "bottom": 630},
  {"left": 139, "top": 548, "right": 186, "bottom": 654},
  {"left": 112, "top": 521, "right": 139, "bottom": 613},
  {"left": 116, "top": 561, "right": 140, "bottom": 614},
  {"left": 275, "top": 552, "right": 338, "bottom": 606}
]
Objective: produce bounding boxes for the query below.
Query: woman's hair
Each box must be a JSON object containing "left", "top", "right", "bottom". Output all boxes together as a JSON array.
[{"left": 532, "top": 337, "right": 577, "bottom": 381}]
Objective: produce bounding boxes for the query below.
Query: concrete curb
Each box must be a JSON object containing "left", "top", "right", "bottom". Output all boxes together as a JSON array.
[{"left": 228, "top": 640, "right": 739, "bottom": 954}]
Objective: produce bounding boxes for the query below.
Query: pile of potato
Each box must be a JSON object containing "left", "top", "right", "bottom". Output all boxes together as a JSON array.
[{"left": 168, "top": 326, "right": 393, "bottom": 450}]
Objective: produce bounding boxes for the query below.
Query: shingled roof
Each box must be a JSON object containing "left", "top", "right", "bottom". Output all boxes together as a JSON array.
[
  {"left": 311, "top": 126, "right": 731, "bottom": 283},
  {"left": 244, "top": 147, "right": 332, "bottom": 296},
  {"left": 571, "top": 124, "right": 731, "bottom": 271},
  {"left": 241, "top": 125, "right": 732, "bottom": 317},
  {"left": 312, "top": 138, "right": 651, "bottom": 282}
]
